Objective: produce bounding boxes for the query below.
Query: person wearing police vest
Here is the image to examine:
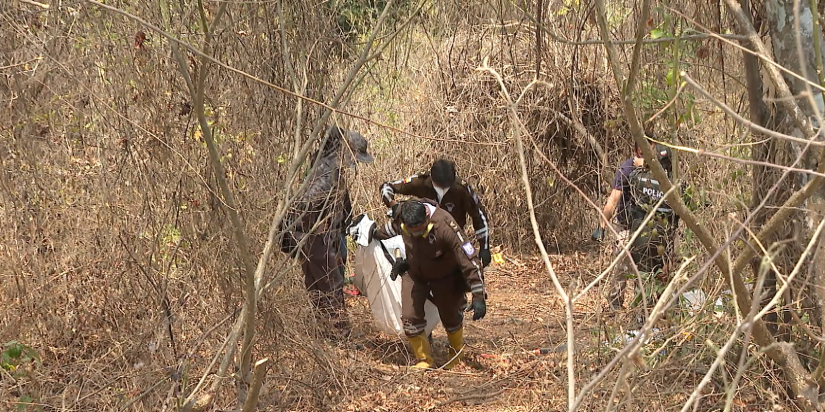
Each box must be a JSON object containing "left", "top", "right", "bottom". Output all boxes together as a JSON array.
[
  {"left": 380, "top": 159, "right": 493, "bottom": 268},
  {"left": 370, "top": 199, "right": 487, "bottom": 370},
  {"left": 592, "top": 131, "right": 676, "bottom": 311}
]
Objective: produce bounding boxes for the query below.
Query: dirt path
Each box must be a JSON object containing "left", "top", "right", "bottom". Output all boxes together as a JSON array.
[{"left": 336, "top": 248, "right": 612, "bottom": 412}]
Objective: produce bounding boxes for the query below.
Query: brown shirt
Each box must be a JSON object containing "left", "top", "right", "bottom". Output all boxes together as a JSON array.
[
  {"left": 380, "top": 172, "right": 491, "bottom": 249},
  {"left": 375, "top": 199, "right": 485, "bottom": 298}
]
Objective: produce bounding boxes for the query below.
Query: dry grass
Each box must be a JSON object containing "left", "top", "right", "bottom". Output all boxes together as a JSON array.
[{"left": 0, "top": 0, "right": 797, "bottom": 411}]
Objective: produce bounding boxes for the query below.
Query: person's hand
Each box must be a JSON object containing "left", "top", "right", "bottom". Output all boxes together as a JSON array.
[
  {"left": 367, "top": 222, "right": 377, "bottom": 243},
  {"left": 466, "top": 295, "right": 487, "bottom": 321},
  {"left": 591, "top": 226, "right": 605, "bottom": 242},
  {"left": 479, "top": 248, "right": 491, "bottom": 267},
  {"left": 388, "top": 201, "right": 403, "bottom": 218},
  {"left": 390, "top": 258, "right": 408, "bottom": 281}
]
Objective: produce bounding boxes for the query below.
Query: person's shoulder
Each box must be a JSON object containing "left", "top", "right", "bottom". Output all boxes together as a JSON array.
[
  {"left": 432, "top": 207, "right": 459, "bottom": 227},
  {"left": 618, "top": 158, "right": 636, "bottom": 174},
  {"left": 390, "top": 171, "right": 429, "bottom": 185},
  {"left": 454, "top": 176, "right": 479, "bottom": 194},
  {"left": 619, "top": 157, "right": 635, "bottom": 168}
]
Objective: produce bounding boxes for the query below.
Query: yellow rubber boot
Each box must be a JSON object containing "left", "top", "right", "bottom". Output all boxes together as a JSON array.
[
  {"left": 444, "top": 327, "right": 464, "bottom": 370},
  {"left": 408, "top": 333, "right": 434, "bottom": 369}
]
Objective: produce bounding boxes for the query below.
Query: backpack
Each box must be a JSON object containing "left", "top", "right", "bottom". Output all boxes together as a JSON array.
[{"left": 627, "top": 168, "right": 677, "bottom": 272}]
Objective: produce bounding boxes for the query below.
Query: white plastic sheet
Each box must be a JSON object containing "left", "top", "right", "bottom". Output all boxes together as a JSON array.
[
  {"left": 680, "top": 289, "right": 725, "bottom": 318},
  {"left": 349, "top": 214, "right": 441, "bottom": 336}
]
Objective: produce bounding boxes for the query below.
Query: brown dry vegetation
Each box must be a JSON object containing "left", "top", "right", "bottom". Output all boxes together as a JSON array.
[{"left": 0, "top": 0, "right": 815, "bottom": 411}]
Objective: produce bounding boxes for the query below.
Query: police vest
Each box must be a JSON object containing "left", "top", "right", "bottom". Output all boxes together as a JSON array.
[
  {"left": 627, "top": 168, "right": 677, "bottom": 271},
  {"left": 628, "top": 168, "right": 673, "bottom": 217}
]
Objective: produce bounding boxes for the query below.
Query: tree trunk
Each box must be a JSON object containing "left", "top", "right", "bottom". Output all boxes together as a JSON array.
[
  {"left": 730, "top": 0, "right": 825, "bottom": 406},
  {"left": 764, "top": 0, "right": 825, "bottom": 345}
]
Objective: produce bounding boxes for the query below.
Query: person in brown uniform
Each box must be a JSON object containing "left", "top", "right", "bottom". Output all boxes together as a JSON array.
[
  {"left": 285, "top": 125, "right": 373, "bottom": 337},
  {"left": 379, "top": 159, "right": 492, "bottom": 267},
  {"left": 371, "top": 199, "right": 487, "bottom": 369}
]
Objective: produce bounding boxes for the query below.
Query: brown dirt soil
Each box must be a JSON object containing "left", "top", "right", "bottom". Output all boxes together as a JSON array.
[
  {"left": 333, "top": 251, "right": 591, "bottom": 412},
  {"left": 0, "top": 245, "right": 780, "bottom": 412},
  {"left": 275, "top": 247, "right": 659, "bottom": 412}
]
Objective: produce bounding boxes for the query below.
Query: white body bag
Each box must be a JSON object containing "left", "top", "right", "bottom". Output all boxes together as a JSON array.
[{"left": 348, "top": 214, "right": 441, "bottom": 336}]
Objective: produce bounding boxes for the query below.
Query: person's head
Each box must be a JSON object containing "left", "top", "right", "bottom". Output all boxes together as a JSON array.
[
  {"left": 633, "top": 130, "right": 658, "bottom": 156},
  {"left": 430, "top": 158, "right": 457, "bottom": 189},
  {"left": 323, "top": 125, "right": 374, "bottom": 164},
  {"left": 399, "top": 201, "right": 432, "bottom": 237},
  {"left": 344, "top": 129, "right": 374, "bottom": 163},
  {"left": 652, "top": 143, "right": 672, "bottom": 172},
  {"left": 320, "top": 125, "right": 344, "bottom": 157}
]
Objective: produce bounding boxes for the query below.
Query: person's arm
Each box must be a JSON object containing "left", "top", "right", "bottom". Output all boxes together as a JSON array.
[
  {"left": 340, "top": 189, "right": 353, "bottom": 232},
  {"left": 445, "top": 220, "right": 487, "bottom": 320},
  {"left": 372, "top": 215, "right": 404, "bottom": 241},
  {"left": 380, "top": 174, "right": 427, "bottom": 209},
  {"left": 446, "top": 221, "right": 485, "bottom": 298},
  {"left": 464, "top": 184, "right": 491, "bottom": 250},
  {"left": 600, "top": 188, "right": 623, "bottom": 230}
]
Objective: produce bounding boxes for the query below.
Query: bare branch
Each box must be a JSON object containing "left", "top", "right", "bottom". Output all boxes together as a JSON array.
[
  {"left": 476, "top": 63, "right": 577, "bottom": 411},
  {"left": 241, "top": 358, "right": 270, "bottom": 412},
  {"left": 84, "top": 0, "right": 495, "bottom": 146},
  {"left": 551, "top": 108, "right": 607, "bottom": 166},
  {"left": 722, "top": 0, "right": 817, "bottom": 138},
  {"left": 683, "top": 74, "right": 825, "bottom": 147}
]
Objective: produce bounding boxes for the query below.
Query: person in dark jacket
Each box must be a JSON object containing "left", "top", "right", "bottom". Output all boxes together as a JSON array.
[
  {"left": 293, "top": 125, "right": 373, "bottom": 336},
  {"left": 379, "top": 159, "right": 492, "bottom": 267},
  {"left": 372, "top": 199, "right": 487, "bottom": 370}
]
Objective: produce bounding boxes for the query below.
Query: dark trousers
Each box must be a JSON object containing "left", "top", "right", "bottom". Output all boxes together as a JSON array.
[
  {"left": 401, "top": 274, "right": 466, "bottom": 337},
  {"left": 301, "top": 232, "right": 346, "bottom": 327}
]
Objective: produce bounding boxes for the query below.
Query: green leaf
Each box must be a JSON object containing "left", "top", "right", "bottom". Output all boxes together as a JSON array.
[
  {"left": 5, "top": 343, "right": 22, "bottom": 359},
  {"left": 665, "top": 68, "right": 678, "bottom": 88},
  {"left": 650, "top": 28, "right": 665, "bottom": 39},
  {"left": 16, "top": 395, "right": 33, "bottom": 412}
]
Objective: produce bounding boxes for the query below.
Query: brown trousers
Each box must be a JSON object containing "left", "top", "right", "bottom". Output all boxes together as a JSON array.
[
  {"left": 401, "top": 273, "right": 467, "bottom": 337},
  {"left": 301, "top": 232, "right": 346, "bottom": 327}
]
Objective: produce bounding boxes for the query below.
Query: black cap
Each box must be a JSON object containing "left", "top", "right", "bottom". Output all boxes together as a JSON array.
[
  {"left": 653, "top": 143, "right": 671, "bottom": 160},
  {"left": 653, "top": 143, "right": 672, "bottom": 170}
]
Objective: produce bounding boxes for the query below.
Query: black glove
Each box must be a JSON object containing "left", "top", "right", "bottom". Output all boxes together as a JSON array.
[
  {"left": 367, "top": 222, "right": 377, "bottom": 243},
  {"left": 479, "top": 248, "right": 491, "bottom": 267},
  {"left": 390, "top": 258, "right": 408, "bottom": 281},
  {"left": 591, "top": 226, "right": 605, "bottom": 242},
  {"left": 466, "top": 295, "right": 487, "bottom": 321}
]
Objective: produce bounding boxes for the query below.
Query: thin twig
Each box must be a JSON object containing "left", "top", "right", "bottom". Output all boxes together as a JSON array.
[
  {"left": 83, "top": 0, "right": 497, "bottom": 146},
  {"left": 476, "top": 61, "right": 577, "bottom": 411},
  {"left": 0, "top": 57, "right": 42, "bottom": 70},
  {"left": 682, "top": 74, "right": 825, "bottom": 147},
  {"left": 436, "top": 388, "right": 506, "bottom": 407}
]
